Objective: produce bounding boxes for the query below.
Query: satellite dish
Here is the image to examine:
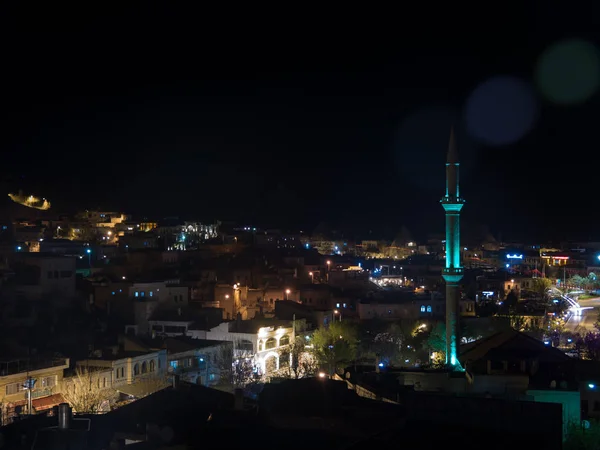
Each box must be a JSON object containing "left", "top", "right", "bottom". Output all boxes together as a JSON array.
[{"left": 160, "top": 426, "right": 174, "bottom": 443}]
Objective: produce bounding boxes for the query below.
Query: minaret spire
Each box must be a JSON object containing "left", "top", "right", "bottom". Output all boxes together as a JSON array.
[
  {"left": 441, "top": 127, "right": 465, "bottom": 371},
  {"left": 447, "top": 126, "right": 458, "bottom": 164}
]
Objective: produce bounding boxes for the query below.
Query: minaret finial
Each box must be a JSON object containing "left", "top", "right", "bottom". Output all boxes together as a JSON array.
[{"left": 447, "top": 127, "right": 458, "bottom": 164}]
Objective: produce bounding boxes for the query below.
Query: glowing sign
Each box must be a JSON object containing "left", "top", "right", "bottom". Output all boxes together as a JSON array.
[
  {"left": 506, "top": 254, "right": 523, "bottom": 259},
  {"left": 553, "top": 256, "right": 569, "bottom": 260}
]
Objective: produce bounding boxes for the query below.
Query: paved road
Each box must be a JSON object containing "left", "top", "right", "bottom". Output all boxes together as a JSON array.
[{"left": 564, "top": 297, "right": 600, "bottom": 333}]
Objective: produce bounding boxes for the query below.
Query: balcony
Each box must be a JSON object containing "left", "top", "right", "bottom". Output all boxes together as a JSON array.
[{"left": 0, "top": 358, "right": 69, "bottom": 377}]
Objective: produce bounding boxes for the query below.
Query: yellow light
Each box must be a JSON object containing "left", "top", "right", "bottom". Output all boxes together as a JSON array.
[
  {"left": 285, "top": 289, "right": 291, "bottom": 294},
  {"left": 318, "top": 372, "right": 326, "bottom": 378}
]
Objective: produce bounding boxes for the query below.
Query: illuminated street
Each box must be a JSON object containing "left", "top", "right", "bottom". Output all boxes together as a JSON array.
[{"left": 565, "top": 297, "right": 600, "bottom": 332}]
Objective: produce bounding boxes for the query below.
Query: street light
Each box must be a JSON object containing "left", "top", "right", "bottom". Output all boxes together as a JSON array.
[
  {"left": 333, "top": 309, "right": 342, "bottom": 322},
  {"left": 86, "top": 248, "right": 92, "bottom": 271},
  {"left": 285, "top": 289, "right": 291, "bottom": 300},
  {"left": 309, "top": 272, "right": 314, "bottom": 283}
]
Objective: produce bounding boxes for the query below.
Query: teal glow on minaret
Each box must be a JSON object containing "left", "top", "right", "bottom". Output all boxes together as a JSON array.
[{"left": 441, "top": 128, "right": 465, "bottom": 371}]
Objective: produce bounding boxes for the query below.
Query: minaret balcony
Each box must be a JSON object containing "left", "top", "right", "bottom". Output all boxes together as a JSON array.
[
  {"left": 440, "top": 198, "right": 465, "bottom": 212},
  {"left": 442, "top": 267, "right": 464, "bottom": 283}
]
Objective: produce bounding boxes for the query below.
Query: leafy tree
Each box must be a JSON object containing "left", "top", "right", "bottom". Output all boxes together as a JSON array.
[
  {"left": 531, "top": 277, "right": 552, "bottom": 298},
  {"left": 311, "top": 321, "right": 358, "bottom": 375}
]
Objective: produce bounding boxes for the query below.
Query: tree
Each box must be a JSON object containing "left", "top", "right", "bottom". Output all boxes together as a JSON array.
[
  {"left": 60, "top": 368, "right": 118, "bottom": 413},
  {"left": 311, "top": 321, "right": 359, "bottom": 375},
  {"left": 569, "top": 275, "right": 586, "bottom": 290},
  {"left": 531, "top": 278, "right": 552, "bottom": 298},
  {"left": 582, "top": 332, "right": 600, "bottom": 361},
  {"left": 213, "top": 343, "right": 235, "bottom": 386},
  {"left": 275, "top": 336, "right": 318, "bottom": 379},
  {"left": 503, "top": 290, "right": 518, "bottom": 309},
  {"left": 424, "top": 322, "right": 447, "bottom": 366}
]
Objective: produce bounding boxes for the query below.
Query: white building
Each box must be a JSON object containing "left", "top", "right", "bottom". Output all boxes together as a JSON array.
[
  {"left": 76, "top": 347, "right": 167, "bottom": 396},
  {"left": 198, "top": 319, "right": 298, "bottom": 375},
  {"left": 123, "top": 335, "right": 232, "bottom": 387}
]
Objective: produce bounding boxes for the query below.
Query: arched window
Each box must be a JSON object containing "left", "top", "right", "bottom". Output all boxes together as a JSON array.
[
  {"left": 258, "top": 340, "right": 264, "bottom": 352},
  {"left": 265, "top": 337, "right": 276, "bottom": 349},
  {"left": 426, "top": 305, "right": 432, "bottom": 313},
  {"left": 150, "top": 360, "right": 156, "bottom": 372},
  {"left": 141, "top": 361, "right": 148, "bottom": 373},
  {"left": 420, "top": 305, "right": 426, "bottom": 313},
  {"left": 134, "top": 363, "right": 140, "bottom": 376},
  {"left": 279, "top": 335, "right": 290, "bottom": 346}
]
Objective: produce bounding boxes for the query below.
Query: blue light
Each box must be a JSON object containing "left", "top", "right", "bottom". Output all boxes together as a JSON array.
[
  {"left": 506, "top": 254, "right": 523, "bottom": 259},
  {"left": 589, "top": 383, "right": 595, "bottom": 389},
  {"left": 378, "top": 363, "right": 384, "bottom": 368},
  {"left": 86, "top": 249, "right": 91, "bottom": 254},
  {"left": 544, "top": 341, "right": 550, "bottom": 345},
  {"left": 16, "top": 246, "right": 21, "bottom": 251},
  {"left": 305, "top": 243, "right": 310, "bottom": 249},
  {"left": 505, "top": 264, "right": 510, "bottom": 268}
]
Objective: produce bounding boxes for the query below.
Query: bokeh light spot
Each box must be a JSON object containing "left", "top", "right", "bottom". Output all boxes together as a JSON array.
[
  {"left": 535, "top": 38, "right": 600, "bottom": 105},
  {"left": 464, "top": 76, "right": 538, "bottom": 147}
]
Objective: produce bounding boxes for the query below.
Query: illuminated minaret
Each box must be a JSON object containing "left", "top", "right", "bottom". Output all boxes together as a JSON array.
[{"left": 441, "top": 128, "right": 465, "bottom": 370}]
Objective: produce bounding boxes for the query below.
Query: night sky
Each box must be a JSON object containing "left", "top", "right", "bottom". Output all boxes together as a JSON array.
[{"left": 1, "top": 6, "right": 599, "bottom": 243}]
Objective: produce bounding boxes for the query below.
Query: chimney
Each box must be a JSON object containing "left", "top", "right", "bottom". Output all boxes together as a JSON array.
[{"left": 57, "top": 403, "right": 71, "bottom": 430}]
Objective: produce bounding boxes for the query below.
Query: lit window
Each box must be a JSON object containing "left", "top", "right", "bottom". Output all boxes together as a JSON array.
[
  {"left": 149, "top": 291, "right": 153, "bottom": 297},
  {"left": 427, "top": 305, "right": 432, "bottom": 313},
  {"left": 420, "top": 305, "right": 425, "bottom": 312},
  {"left": 135, "top": 292, "right": 139, "bottom": 297}
]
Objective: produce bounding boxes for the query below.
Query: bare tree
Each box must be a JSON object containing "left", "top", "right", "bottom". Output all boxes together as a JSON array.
[{"left": 60, "top": 368, "right": 118, "bottom": 413}]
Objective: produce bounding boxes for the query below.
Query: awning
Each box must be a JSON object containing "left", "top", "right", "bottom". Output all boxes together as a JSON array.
[{"left": 33, "top": 394, "right": 65, "bottom": 411}]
